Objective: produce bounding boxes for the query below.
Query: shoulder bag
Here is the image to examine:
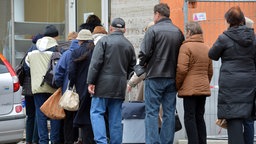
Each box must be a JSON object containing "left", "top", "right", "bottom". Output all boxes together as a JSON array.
[
  {"left": 40, "top": 88, "right": 65, "bottom": 120},
  {"left": 15, "top": 54, "right": 27, "bottom": 86}
]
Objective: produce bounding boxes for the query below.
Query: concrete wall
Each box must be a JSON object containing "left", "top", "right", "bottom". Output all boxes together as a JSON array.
[{"left": 111, "top": 0, "right": 159, "bottom": 55}]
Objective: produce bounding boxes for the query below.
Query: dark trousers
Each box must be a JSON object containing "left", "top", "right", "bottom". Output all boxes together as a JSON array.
[
  {"left": 183, "top": 96, "right": 207, "bottom": 144},
  {"left": 81, "top": 124, "right": 95, "bottom": 144},
  {"left": 25, "top": 95, "right": 39, "bottom": 143},
  {"left": 64, "top": 110, "right": 79, "bottom": 144},
  {"left": 227, "top": 119, "right": 245, "bottom": 144}
]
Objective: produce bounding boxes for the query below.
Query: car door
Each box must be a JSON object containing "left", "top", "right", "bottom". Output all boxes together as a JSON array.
[{"left": 0, "top": 57, "right": 14, "bottom": 115}]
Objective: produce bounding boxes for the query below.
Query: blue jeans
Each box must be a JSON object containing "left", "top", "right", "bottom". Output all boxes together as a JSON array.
[
  {"left": 243, "top": 118, "right": 254, "bottom": 144},
  {"left": 144, "top": 78, "right": 176, "bottom": 144},
  {"left": 34, "top": 93, "right": 61, "bottom": 144},
  {"left": 25, "top": 96, "right": 39, "bottom": 143},
  {"left": 90, "top": 97, "right": 123, "bottom": 144}
]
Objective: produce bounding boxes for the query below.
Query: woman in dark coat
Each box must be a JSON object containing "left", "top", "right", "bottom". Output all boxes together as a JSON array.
[
  {"left": 68, "top": 29, "right": 95, "bottom": 144},
  {"left": 208, "top": 6, "right": 256, "bottom": 144}
]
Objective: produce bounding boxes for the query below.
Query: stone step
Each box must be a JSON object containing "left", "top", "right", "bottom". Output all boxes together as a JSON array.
[{"left": 178, "top": 139, "right": 228, "bottom": 144}]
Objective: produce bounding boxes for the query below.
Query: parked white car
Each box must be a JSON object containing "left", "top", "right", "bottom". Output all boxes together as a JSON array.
[{"left": 0, "top": 53, "right": 25, "bottom": 143}]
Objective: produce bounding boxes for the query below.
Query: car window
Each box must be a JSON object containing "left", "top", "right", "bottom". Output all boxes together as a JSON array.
[{"left": 0, "top": 59, "right": 8, "bottom": 73}]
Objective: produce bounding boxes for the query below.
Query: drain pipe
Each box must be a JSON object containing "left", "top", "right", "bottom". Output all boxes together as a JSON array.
[{"left": 183, "top": 0, "right": 188, "bottom": 35}]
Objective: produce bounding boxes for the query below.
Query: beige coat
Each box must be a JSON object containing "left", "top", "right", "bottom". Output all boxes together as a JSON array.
[
  {"left": 127, "top": 72, "right": 145, "bottom": 101},
  {"left": 176, "top": 34, "right": 213, "bottom": 97},
  {"left": 25, "top": 37, "right": 58, "bottom": 94}
]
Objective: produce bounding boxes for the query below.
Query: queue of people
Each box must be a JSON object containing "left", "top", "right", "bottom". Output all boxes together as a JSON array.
[{"left": 21, "top": 3, "right": 256, "bottom": 144}]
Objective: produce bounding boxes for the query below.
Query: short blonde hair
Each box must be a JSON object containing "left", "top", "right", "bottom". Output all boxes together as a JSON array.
[
  {"left": 67, "top": 31, "right": 78, "bottom": 41},
  {"left": 144, "top": 21, "right": 154, "bottom": 32}
]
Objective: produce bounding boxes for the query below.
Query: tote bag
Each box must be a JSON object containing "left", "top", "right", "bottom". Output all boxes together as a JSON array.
[
  {"left": 59, "top": 82, "right": 79, "bottom": 111},
  {"left": 40, "top": 88, "right": 65, "bottom": 120}
]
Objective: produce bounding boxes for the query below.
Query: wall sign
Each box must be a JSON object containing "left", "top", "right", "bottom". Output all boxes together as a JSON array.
[{"left": 193, "top": 12, "right": 207, "bottom": 21}]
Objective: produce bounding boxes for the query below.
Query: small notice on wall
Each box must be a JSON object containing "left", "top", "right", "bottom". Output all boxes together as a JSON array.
[{"left": 193, "top": 12, "right": 207, "bottom": 21}]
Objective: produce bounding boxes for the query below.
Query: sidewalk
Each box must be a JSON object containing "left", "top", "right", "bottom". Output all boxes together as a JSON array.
[{"left": 178, "top": 139, "right": 228, "bottom": 144}]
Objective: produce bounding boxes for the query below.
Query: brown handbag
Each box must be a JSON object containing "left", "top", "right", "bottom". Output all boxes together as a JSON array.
[{"left": 40, "top": 88, "right": 66, "bottom": 120}]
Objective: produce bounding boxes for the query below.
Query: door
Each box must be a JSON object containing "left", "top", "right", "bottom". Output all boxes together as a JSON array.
[{"left": 0, "top": 56, "right": 14, "bottom": 115}]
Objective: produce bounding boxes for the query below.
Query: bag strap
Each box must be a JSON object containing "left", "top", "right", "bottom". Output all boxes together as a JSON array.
[
  {"left": 66, "top": 80, "right": 77, "bottom": 92},
  {"left": 20, "top": 52, "right": 28, "bottom": 65}
]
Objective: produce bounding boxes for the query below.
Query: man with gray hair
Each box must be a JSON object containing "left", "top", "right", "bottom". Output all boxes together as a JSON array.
[{"left": 87, "top": 17, "right": 136, "bottom": 144}]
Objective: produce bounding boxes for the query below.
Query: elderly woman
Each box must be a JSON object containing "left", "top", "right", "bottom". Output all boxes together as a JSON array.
[
  {"left": 68, "top": 29, "right": 95, "bottom": 144},
  {"left": 208, "top": 6, "right": 256, "bottom": 144},
  {"left": 176, "top": 21, "right": 213, "bottom": 144}
]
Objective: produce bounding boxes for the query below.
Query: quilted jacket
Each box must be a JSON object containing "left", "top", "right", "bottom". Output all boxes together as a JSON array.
[{"left": 176, "top": 34, "right": 213, "bottom": 97}]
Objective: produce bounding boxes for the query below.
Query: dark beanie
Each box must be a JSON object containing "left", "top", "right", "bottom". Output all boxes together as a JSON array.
[{"left": 44, "top": 25, "right": 59, "bottom": 37}]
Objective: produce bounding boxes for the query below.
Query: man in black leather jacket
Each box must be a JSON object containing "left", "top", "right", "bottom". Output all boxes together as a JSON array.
[
  {"left": 137, "top": 3, "right": 184, "bottom": 144},
  {"left": 87, "top": 17, "right": 136, "bottom": 144}
]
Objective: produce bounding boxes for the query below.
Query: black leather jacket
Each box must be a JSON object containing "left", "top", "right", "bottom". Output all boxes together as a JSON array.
[
  {"left": 87, "top": 31, "right": 136, "bottom": 99},
  {"left": 138, "top": 18, "right": 184, "bottom": 79}
]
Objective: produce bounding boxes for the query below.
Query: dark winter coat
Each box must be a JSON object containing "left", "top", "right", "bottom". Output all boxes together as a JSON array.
[
  {"left": 208, "top": 25, "right": 256, "bottom": 119},
  {"left": 68, "top": 41, "right": 94, "bottom": 126},
  {"left": 87, "top": 31, "right": 136, "bottom": 99}
]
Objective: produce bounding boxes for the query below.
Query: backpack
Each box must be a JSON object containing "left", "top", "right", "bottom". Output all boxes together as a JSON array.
[{"left": 40, "top": 52, "right": 61, "bottom": 88}]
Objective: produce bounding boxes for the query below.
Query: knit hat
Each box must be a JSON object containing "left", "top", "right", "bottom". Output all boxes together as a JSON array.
[
  {"left": 76, "top": 29, "right": 93, "bottom": 41},
  {"left": 67, "top": 31, "right": 78, "bottom": 41},
  {"left": 44, "top": 25, "right": 59, "bottom": 37},
  {"left": 111, "top": 18, "right": 125, "bottom": 28},
  {"left": 92, "top": 26, "right": 107, "bottom": 34}
]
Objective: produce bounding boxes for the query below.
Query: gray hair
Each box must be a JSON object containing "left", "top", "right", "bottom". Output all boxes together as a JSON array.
[
  {"left": 185, "top": 21, "right": 203, "bottom": 36},
  {"left": 112, "top": 27, "right": 125, "bottom": 33},
  {"left": 154, "top": 3, "right": 170, "bottom": 18}
]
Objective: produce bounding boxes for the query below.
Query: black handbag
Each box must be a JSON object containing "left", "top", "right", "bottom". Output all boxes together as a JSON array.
[
  {"left": 22, "top": 76, "right": 33, "bottom": 96},
  {"left": 175, "top": 110, "right": 182, "bottom": 132},
  {"left": 122, "top": 101, "right": 145, "bottom": 119},
  {"left": 15, "top": 55, "right": 26, "bottom": 86}
]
